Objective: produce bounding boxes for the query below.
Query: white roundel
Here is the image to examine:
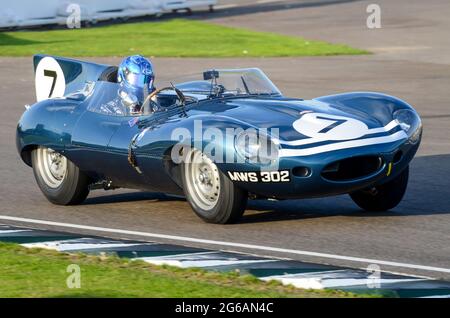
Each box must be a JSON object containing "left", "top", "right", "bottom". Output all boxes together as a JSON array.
[
  {"left": 35, "top": 57, "right": 65, "bottom": 102},
  {"left": 293, "top": 112, "right": 369, "bottom": 141}
]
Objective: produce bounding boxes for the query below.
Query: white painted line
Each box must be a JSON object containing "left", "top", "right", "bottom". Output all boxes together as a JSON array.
[
  {"left": 257, "top": 0, "right": 288, "bottom": 4},
  {"left": 137, "top": 251, "right": 275, "bottom": 268},
  {"left": 142, "top": 258, "right": 271, "bottom": 268},
  {"left": 265, "top": 276, "right": 324, "bottom": 289},
  {"left": 1, "top": 215, "right": 450, "bottom": 274},
  {"left": 261, "top": 270, "right": 424, "bottom": 289},
  {"left": 147, "top": 251, "right": 219, "bottom": 258},
  {"left": 0, "top": 229, "right": 32, "bottom": 234},
  {"left": 420, "top": 294, "right": 450, "bottom": 298},
  {"left": 22, "top": 238, "right": 144, "bottom": 252},
  {"left": 214, "top": 4, "right": 237, "bottom": 10}
]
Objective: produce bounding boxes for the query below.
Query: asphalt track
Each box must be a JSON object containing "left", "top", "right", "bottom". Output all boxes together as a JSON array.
[{"left": 0, "top": 0, "right": 449, "bottom": 280}]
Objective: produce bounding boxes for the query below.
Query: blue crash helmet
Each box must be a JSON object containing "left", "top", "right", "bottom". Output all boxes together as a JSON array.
[{"left": 117, "top": 55, "right": 155, "bottom": 109}]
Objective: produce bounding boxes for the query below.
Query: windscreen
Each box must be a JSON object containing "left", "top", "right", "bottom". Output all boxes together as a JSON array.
[{"left": 170, "top": 68, "right": 282, "bottom": 98}]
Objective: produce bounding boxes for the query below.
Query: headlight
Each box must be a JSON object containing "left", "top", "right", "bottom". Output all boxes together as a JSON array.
[
  {"left": 393, "top": 109, "right": 422, "bottom": 144},
  {"left": 235, "top": 130, "right": 279, "bottom": 164}
]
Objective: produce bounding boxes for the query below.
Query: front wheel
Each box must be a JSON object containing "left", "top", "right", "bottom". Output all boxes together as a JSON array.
[
  {"left": 181, "top": 148, "right": 248, "bottom": 224},
  {"left": 350, "top": 165, "right": 409, "bottom": 212},
  {"left": 32, "top": 146, "right": 90, "bottom": 205}
]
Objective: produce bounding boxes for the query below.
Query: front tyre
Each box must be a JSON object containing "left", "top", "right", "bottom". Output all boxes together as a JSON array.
[
  {"left": 350, "top": 165, "right": 409, "bottom": 212},
  {"left": 181, "top": 148, "right": 248, "bottom": 224},
  {"left": 32, "top": 146, "right": 90, "bottom": 205}
]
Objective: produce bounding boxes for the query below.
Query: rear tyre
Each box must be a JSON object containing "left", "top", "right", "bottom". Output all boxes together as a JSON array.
[
  {"left": 32, "top": 146, "right": 90, "bottom": 205},
  {"left": 181, "top": 148, "right": 248, "bottom": 224},
  {"left": 350, "top": 166, "right": 409, "bottom": 212}
]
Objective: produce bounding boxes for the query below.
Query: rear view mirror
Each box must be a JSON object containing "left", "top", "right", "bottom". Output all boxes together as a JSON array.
[{"left": 203, "top": 70, "right": 219, "bottom": 80}]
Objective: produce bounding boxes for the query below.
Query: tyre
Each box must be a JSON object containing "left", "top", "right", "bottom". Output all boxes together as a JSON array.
[
  {"left": 31, "top": 146, "right": 90, "bottom": 205},
  {"left": 181, "top": 148, "right": 248, "bottom": 224},
  {"left": 350, "top": 165, "right": 409, "bottom": 212}
]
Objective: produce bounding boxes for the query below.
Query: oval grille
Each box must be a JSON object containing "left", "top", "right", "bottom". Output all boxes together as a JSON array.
[{"left": 321, "top": 156, "right": 383, "bottom": 181}]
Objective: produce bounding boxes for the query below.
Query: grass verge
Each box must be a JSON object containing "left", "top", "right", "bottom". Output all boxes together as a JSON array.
[
  {"left": 0, "top": 242, "right": 375, "bottom": 298},
  {"left": 0, "top": 19, "right": 367, "bottom": 57}
]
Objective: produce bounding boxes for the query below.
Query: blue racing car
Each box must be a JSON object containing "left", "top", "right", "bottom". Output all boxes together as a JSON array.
[{"left": 16, "top": 55, "right": 422, "bottom": 224}]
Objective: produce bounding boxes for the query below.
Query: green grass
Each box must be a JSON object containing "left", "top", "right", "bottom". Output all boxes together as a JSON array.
[
  {"left": 0, "top": 19, "right": 367, "bottom": 57},
  {"left": 0, "top": 242, "right": 373, "bottom": 298}
]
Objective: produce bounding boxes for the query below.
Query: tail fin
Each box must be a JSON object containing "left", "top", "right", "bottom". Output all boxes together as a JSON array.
[{"left": 33, "top": 54, "right": 116, "bottom": 102}]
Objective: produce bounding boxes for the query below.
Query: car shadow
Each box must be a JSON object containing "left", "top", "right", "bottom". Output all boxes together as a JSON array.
[
  {"left": 83, "top": 191, "right": 180, "bottom": 205},
  {"left": 81, "top": 154, "right": 450, "bottom": 223},
  {"left": 240, "top": 153, "right": 450, "bottom": 223},
  {"left": 0, "top": 33, "right": 41, "bottom": 46}
]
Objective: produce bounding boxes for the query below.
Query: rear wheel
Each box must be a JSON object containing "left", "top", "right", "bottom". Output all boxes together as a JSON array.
[
  {"left": 181, "top": 148, "right": 248, "bottom": 224},
  {"left": 350, "top": 166, "right": 409, "bottom": 212},
  {"left": 32, "top": 146, "right": 90, "bottom": 205}
]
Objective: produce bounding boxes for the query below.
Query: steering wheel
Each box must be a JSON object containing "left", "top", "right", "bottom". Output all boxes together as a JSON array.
[{"left": 141, "top": 86, "right": 186, "bottom": 115}]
